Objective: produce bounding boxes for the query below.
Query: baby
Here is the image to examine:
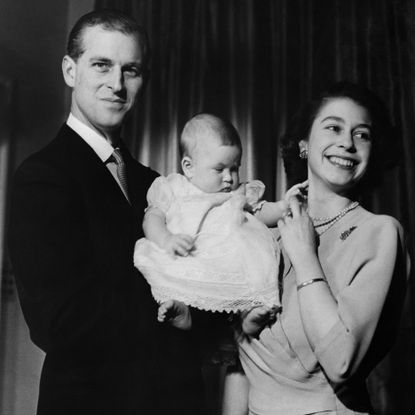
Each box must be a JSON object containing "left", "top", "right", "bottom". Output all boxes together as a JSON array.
[{"left": 134, "top": 114, "right": 302, "bottom": 326}]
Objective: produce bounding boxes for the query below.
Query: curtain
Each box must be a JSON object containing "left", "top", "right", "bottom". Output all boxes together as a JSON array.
[
  {"left": 95, "top": 1, "right": 415, "bottom": 414},
  {"left": 0, "top": 77, "right": 14, "bottom": 322},
  {"left": 0, "top": 77, "right": 21, "bottom": 414}
]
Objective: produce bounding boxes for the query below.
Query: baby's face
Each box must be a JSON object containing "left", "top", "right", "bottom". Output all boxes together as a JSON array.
[{"left": 190, "top": 139, "right": 241, "bottom": 193}]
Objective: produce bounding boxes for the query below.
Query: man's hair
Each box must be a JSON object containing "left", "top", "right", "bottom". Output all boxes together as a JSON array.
[
  {"left": 180, "top": 113, "right": 242, "bottom": 158},
  {"left": 67, "top": 9, "right": 150, "bottom": 67}
]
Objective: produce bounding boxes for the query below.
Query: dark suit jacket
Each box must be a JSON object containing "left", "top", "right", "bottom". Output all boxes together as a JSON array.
[{"left": 8, "top": 124, "right": 206, "bottom": 415}]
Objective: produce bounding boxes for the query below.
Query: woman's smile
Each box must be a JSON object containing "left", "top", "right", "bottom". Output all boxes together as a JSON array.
[{"left": 325, "top": 155, "right": 358, "bottom": 169}]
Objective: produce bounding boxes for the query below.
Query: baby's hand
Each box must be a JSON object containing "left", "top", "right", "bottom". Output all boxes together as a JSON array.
[
  {"left": 162, "top": 233, "right": 194, "bottom": 256},
  {"left": 241, "top": 305, "right": 279, "bottom": 339},
  {"left": 158, "top": 299, "right": 192, "bottom": 330}
]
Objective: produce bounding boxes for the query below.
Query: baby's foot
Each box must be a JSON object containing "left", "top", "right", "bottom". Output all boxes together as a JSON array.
[
  {"left": 157, "top": 299, "right": 192, "bottom": 330},
  {"left": 241, "top": 305, "right": 279, "bottom": 339}
]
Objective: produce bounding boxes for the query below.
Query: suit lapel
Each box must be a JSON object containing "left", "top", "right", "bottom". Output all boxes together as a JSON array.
[
  {"left": 118, "top": 140, "right": 159, "bottom": 229},
  {"left": 57, "top": 125, "right": 135, "bottom": 220},
  {"left": 56, "top": 125, "right": 157, "bottom": 241}
]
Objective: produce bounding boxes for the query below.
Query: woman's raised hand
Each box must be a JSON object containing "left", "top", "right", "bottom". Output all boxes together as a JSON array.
[
  {"left": 277, "top": 195, "right": 317, "bottom": 266},
  {"left": 283, "top": 180, "right": 308, "bottom": 205}
]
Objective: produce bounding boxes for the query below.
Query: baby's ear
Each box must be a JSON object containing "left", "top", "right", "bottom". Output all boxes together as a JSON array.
[{"left": 181, "top": 156, "right": 194, "bottom": 179}]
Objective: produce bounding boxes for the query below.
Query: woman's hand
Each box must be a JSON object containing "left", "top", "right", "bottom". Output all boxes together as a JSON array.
[
  {"left": 277, "top": 196, "right": 317, "bottom": 267},
  {"left": 241, "top": 305, "right": 279, "bottom": 339},
  {"left": 283, "top": 180, "right": 308, "bottom": 205},
  {"left": 278, "top": 196, "right": 338, "bottom": 352}
]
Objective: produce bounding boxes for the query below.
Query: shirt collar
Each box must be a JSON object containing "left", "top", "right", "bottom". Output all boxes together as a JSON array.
[{"left": 66, "top": 113, "right": 115, "bottom": 162}]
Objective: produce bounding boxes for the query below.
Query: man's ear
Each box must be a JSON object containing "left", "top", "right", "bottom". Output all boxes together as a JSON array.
[
  {"left": 62, "top": 55, "right": 76, "bottom": 88},
  {"left": 181, "top": 156, "right": 194, "bottom": 179}
]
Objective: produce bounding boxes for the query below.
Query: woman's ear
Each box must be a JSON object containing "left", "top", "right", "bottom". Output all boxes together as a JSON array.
[
  {"left": 298, "top": 140, "right": 309, "bottom": 160},
  {"left": 181, "top": 156, "right": 194, "bottom": 179},
  {"left": 298, "top": 139, "right": 308, "bottom": 153}
]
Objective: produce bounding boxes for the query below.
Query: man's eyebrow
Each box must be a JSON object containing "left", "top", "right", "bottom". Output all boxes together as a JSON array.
[
  {"left": 123, "top": 61, "right": 142, "bottom": 68},
  {"left": 89, "top": 56, "right": 112, "bottom": 62},
  {"left": 89, "top": 56, "right": 142, "bottom": 65}
]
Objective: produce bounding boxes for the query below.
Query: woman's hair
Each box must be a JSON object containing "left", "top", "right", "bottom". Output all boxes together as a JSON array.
[{"left": 281, "top": 81, "right": 397, "bottom": 191}]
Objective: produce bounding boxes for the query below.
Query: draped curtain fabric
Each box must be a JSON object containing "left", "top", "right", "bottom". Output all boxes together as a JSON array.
[
  {"left": 0, "top": 77, "right": 14, "bottom": 318},
  {"left": 96, "top": 1, "right": 415, "bottom": 413},
  {"left": 0, "top": 77, "right": 19, "bottom": 414}
]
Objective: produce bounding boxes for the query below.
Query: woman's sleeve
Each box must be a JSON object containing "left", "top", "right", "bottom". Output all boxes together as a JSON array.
[
  {"left": 313, "top": 217, "right": 409, "bottom": 384},
  {"left": 146, "top": 175, "right": 174, "bottom": 213}
]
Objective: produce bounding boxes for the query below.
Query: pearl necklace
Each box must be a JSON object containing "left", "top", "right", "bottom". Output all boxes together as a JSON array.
[{"left": 311, "top": 201, "right": 359, "bottom": 236}]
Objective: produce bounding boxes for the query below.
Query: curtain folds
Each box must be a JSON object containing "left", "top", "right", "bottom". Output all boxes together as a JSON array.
[{"left": 95, "top": 1, "right": 415, "bottom": 413}]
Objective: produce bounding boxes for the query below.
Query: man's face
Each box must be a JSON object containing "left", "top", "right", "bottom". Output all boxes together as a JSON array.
[{"left": 63, "top": 25, "right": 145, "bottom": 138}]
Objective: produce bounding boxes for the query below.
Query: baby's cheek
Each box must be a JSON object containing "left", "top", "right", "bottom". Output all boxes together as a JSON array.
[{"left": 232, "top": 176, "right": 240, "bottom": 189}]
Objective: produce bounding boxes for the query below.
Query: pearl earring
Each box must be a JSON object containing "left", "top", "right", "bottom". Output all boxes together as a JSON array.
[{"left": 299, "top": 149, "right": 308, "bottom": 159}]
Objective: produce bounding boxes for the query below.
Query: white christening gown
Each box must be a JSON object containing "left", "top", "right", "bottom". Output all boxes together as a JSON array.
[{"left": 134, "top": 173, "right": 280, "bottom": 312}]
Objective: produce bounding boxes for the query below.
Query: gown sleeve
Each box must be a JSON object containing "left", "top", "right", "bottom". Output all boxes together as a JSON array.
[
  {"left": 146, "top": 175, "right": 175, "bottom": 214},
  {"left": 244, "top": 180, "right": 266, "bottom": 213}
]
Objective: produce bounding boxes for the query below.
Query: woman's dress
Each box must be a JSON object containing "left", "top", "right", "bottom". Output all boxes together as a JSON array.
[{"left": 238, "top": 206, "right": 409, "bottom": 414}]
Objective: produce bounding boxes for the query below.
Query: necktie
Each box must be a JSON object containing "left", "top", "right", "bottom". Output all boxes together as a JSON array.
[{"left": 111, "top": 148, "right": 130, "bottom": 203}]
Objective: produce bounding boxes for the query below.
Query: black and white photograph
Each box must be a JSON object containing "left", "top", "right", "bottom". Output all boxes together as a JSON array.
[{"left": 0, "top": 1, "right": 414, "bottom": 414}]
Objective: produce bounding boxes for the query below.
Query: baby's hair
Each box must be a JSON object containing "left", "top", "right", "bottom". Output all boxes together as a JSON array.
[{"left": 180, "top": 113, "right": 242, "bottom": 158}]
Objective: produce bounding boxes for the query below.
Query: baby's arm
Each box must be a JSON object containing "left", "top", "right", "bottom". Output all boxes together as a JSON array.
[
  {"left": 254, "top": 201, "right": 289, "bottom": 227},
  {"left": 254, "top": 180, "right": 308, "bottom": 227},
  {"left": 143, "top": 207, "right": 194, "bottom": 256}
]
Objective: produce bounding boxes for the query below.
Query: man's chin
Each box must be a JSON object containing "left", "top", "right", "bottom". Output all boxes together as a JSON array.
[{"left": 97, "top": 114, "right": 128, "bottom": 131}]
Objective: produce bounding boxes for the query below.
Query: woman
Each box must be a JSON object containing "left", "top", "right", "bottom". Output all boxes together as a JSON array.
[{"left": 224, "top": 82, "right": 409, "bottom": 415}]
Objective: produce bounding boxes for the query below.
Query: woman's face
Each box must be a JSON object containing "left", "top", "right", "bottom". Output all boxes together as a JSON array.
[{"left": 300, "top": 97, "right": 373, "bottom": 194}]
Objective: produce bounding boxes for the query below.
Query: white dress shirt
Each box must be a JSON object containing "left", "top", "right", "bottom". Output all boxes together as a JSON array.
[{"left": 66, "top": 114, "right": 129, "bottom": 201}]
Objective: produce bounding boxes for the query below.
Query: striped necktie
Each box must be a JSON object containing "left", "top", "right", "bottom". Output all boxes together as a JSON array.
[{"left": 111, "top": 148, "right": 130, "bottom": 203}]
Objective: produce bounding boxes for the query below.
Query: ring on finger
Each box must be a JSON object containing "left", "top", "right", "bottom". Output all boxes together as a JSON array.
[{"left": 283, "top": 208, "right": 293, "bottom": 219}]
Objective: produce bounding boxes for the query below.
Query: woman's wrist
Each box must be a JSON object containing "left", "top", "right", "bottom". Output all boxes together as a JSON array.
[
  {"left": 290, "top": 249, "right": 318, "bottom": 272},
  {"left": 291, "top": 255, "right": 325, "bottom": 285},
  {"left": 296, "top": 277, "right": 327, "bottom": 291}
]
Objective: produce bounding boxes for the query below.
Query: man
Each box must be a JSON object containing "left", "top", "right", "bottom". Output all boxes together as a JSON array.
[{"left": 8, "top": 10, "right": 206, "bottom": 415}]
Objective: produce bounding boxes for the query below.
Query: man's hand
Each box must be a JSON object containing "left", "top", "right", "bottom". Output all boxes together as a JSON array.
[
  {"left": 162, "top": 234, "right": 194, "bottom": 256},
  {"left": 158, "top": 299, "right": 192, "bottom": 330}
]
